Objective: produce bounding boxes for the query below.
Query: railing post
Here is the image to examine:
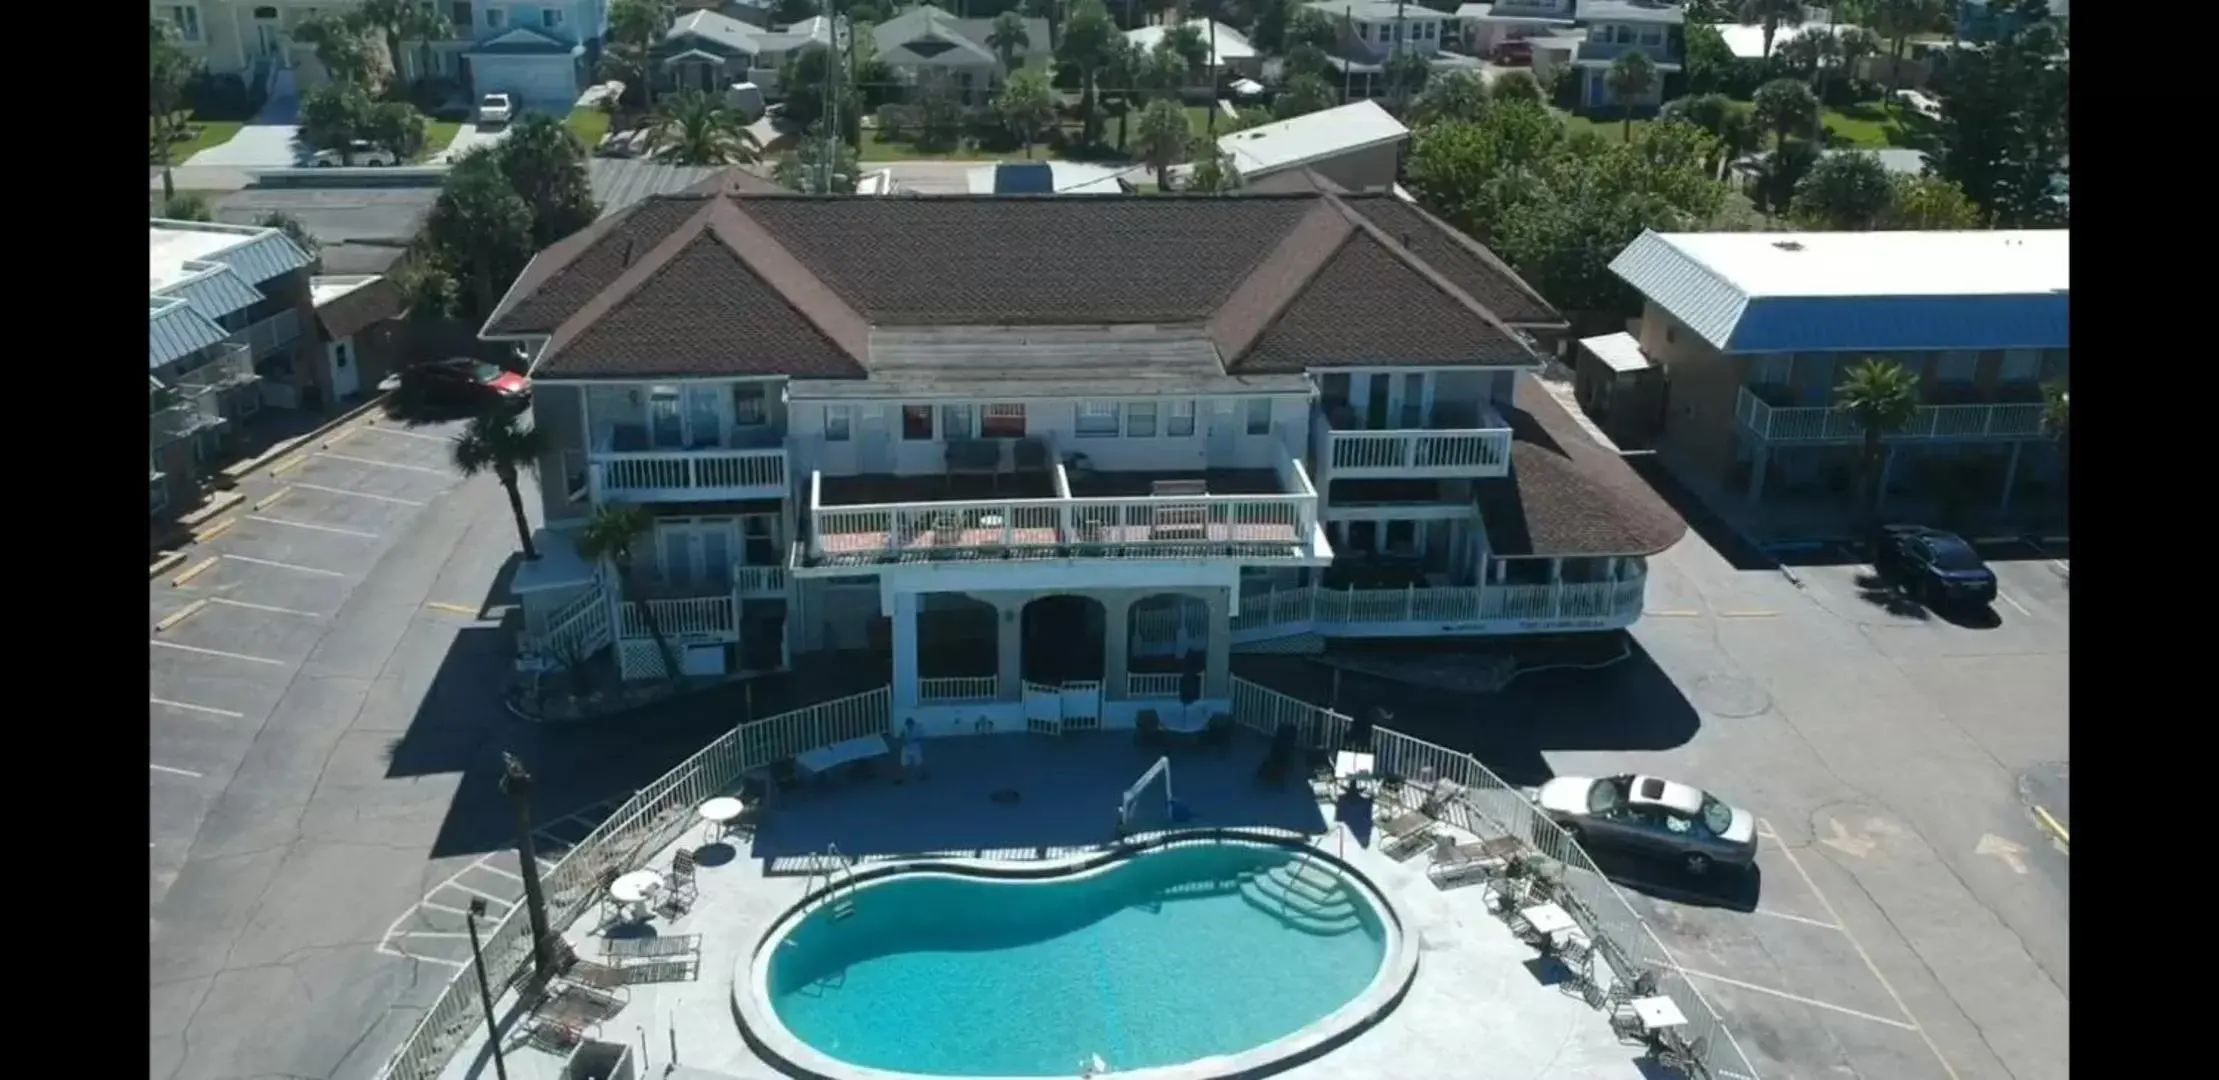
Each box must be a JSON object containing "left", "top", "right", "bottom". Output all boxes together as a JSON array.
[{"left": 1404, "top": 584, "right": 1415, "bottom": 622}]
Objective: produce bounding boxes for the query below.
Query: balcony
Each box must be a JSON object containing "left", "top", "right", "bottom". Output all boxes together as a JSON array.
[
  {"left": 150, "top": 398, "right": 224, "bottom": 450},
  {"left": 802, "top": 457, "right": 1324, "bottom": 570},
  {"left": 1736, "top": 385, "right": 2049, "bottom": 444},
  {"left": 229, "top": 308, "right": 304, "bottom": 360},
  {"left": 177, "top": 343, "right": 260, "bottom": 398},
  {"left": 1314, "top": 405, "right": 1513, "bottom": 481},
  {"left": 1229, "top": 565, "right": 1650, "bottom": 639}
]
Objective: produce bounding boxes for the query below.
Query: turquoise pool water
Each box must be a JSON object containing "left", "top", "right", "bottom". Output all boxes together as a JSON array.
[{"left": 763, "top": 843, "right": 1390, "bottom": 1076}]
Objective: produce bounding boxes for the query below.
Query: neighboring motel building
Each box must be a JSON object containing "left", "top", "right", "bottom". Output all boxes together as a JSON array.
[
  {"left": 1603, "top": 229, "right": 2070, "bottom": 521},
  {"left": 487, "top": 172, "right": 1685, "bottom": 734}
]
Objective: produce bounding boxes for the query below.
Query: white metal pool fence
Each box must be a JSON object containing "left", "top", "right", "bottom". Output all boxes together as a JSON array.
[{"left": 375, "top": 679, "right": 1736, "bottom": 1080}]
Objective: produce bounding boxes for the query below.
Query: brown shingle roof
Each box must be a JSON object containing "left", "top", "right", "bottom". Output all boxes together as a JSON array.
[
  {"left": 485, "top": 196, "right": 704, "bottom": 335},
  {"left": 314, "top": 277, "right": 404, "bottom": 340},
  {"left": 1340, "top": 195, "right": 1565, "bottom": 328},
  {"left": 1476, "top": 376, "right": 1687, "bottom": 557}
]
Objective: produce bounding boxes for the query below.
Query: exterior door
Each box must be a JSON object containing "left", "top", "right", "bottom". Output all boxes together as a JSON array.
[
  {"left": 857, "top": 405, "right": 893, "bottom": 473},
  {"left": 656, "top": 518, "right": 736, "bottom": 591},
  {"left": 1364, "top": 373, "right": 1392, "bottom": 429},
  {"left": 327, "top": 338, "right": 360, "bottom": 399},
  {"left": 1206, "top": 400, "right": 1237, "bottom": 467}
]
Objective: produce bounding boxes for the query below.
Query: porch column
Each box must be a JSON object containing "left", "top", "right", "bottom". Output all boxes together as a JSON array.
[
  {"left": 1102, "top": 596, "right": 1132, "bottom": 700},
  {"left": 1202, "top": 589, "right": 1232, "bottom": 700},
  {"left": 1747, "top": 445, "right": 1770, "bottom": 506},
  {"left": 996, "top": 599, "right": 1024, "bottom": 702},
  {"left": 890, "top": 591, "right": 920, "bottom": 711},
  {"left": 1999, "top": 441, "right": 2023, "bottom": 513}
]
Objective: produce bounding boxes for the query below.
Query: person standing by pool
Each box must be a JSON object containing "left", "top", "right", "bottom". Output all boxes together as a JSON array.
[{"left": 899, "top": 718, "right": 927, "bottom": 782}]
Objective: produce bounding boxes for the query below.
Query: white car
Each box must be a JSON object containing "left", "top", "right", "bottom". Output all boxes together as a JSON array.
[
  {"left": 1894, "top": 89, "right": 1943, "bottom": 122},
  {"left": 310, "top": 140, "right": 398, "bottom": 167},
  {"left": 477, "top": 93, "right": 515, "bottom": 125},
  {"left": 1534, "top": 774, "right": 1758, "bottom": 874}
]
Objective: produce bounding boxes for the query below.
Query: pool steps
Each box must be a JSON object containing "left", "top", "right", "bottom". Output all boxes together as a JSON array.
[{"left": 1234, "top": 859, "right": 1367, "bottom": 937}]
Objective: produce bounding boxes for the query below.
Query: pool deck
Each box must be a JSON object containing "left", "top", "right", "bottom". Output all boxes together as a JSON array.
[{"left": 430, "top": 732, "right": 1655, "bottom": 1080}]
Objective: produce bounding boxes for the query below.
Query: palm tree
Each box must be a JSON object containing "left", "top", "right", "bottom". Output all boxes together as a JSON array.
[
  {"left": 2042, "top": 380, "right": 2068, "bottom": 507},
  {"left": 1605, "top": 50, "right": 1657, "bottom": 143},
  {"left": 1752, "top": 77, "right": 1819, "bottom": 152},
  {"left": 394, "top": 3, "right": 456, "bottom": 88},
  {"left": 1834, "top": 359, "right": 1922, "bottom": 529},
  {"left": 644, "top": 90, "right": 763, "bottom": 165},
  {"left": 576, "top": 502, "right": 681, "bottom": 685},
  {"left": 608, "top": 0, "right": 676, "bottom": 108},
  {"left": 1058, "top": 0, "right": 1118, "bottom": 146},
  {"left": 1876, "top": 0, "right": 1944, "bottom": 101},
  {"left": 151, "top": 18, "right": 196, "bottom": 203},
  {"left": 1136, "top": 97, "right": 1193, "bottom": 190},
  {"left": 987, "top": 11, "right": 1031, "bottom": 73},
  {"left": 1739, "top": 0, "right": 1806, "bottom": 60},
  {"left": 451, "top": 409, "right": 546, "bottom": 561},
  {"left": 997, "top": 67, "right": 1060, "bottom": 159}
]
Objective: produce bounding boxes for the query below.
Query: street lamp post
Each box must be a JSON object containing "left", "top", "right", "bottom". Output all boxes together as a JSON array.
[
  {"left": 500, "top": 752, "right": 557, "bottom": 981},
  {"left": 464, "top": 898, "right": 512, "bottom": 1080}
]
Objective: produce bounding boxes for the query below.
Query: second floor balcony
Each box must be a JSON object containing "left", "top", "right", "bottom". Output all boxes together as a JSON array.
[
  {"left": 150, "top": 396, "right": 224, "bottom": 450},
  {"left": 1313, "top": 403, "right": 1514, "bottom": 481},
  {"left": 587, "top": 427, "right": 789, "bottom": 503},
  {"left": 176, "top": 343, "right": 260, "bottom": 398},
  {"left": 1736, "top": 385, "right": 2049, "bottom": 445},
  {"left": 230, "top": 308, "right": 304, "bottom": 360}
]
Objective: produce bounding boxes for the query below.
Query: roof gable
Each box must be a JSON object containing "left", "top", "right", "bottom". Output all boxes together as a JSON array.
[
  {"left": 1235, "top": 224, "right": 1539, "bottom": 372},
  {"left": 1340, "top": 195, "right": 1564, "bottom": 327}
]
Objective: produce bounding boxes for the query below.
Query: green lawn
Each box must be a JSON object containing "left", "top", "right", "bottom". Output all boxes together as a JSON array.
[
  {"left": 566, "top": 107, "right": 611, "bottom": 150},
  {"left": 859, "top": 128, "right": 977, "bottom": 161},
  {"left": 1557, "top": 100, "right": 1927, "bottom": 151},
  {"left": 416, "top": 119, "right": 465, "bottom": 161},
  {"left": 149, "top": 115, "right": 243, "bottom": 165}
]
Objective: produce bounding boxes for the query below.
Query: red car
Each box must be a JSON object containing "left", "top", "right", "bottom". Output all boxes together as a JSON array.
[
  {"left": 401, "top": 358, "right": 532, "bottom": 411},
  {"left": 1493, "top": 40, "right": 1534, "bottom": 66}
]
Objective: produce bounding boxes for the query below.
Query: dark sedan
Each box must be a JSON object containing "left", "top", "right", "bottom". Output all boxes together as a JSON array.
[
  {"left": 398, "top": 358, "right": 531, "bottom": 412},
  {"left": 1873, "top": 524, "right": 1998, "bottom": 607}
]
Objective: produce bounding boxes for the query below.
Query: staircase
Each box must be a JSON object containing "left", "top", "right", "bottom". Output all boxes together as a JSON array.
[{"left": 1235, "top": 856, "right": 1367, "bottom": 937}]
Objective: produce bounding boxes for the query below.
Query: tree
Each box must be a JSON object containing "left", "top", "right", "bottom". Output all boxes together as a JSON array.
[
  {"left": 1663, "top": 92, "right": 1740, "bottom": 177},
  {"left": 1409, "top": 71, "right": 1487, "bottom": 127},
  {"left": 1930, "top": 0, "right": 2068, "bottom": 226},
  {"left": 1386, "top": 51, "right": 1433, "bottom": 113},
  {"left": 1101, "top": 35, "right": 1143, "bottom": 152},
  {"left": 1059, "top": 0, "right": 1118, "bottom": 146},
  {"left": 1836, "top": 27, "right": 1883, "bottom": 97},
  {"left": 777, "top": 0, "right": 820, "bottom": 22},
  {"left": 258, "top": 211, "right": 322, "bottom": 258},
  {"left": 1738, "top": 0, "right": 1805, "bottom": 59},
  {"left": 1274, "top": 72, "right": 1338, "bottom": 120},
  {"left": 643, "top": 90, "right": 764, "bottom": 165},
  {"left": 608, "top": 0, "right": 676, "bottom": 61},
  {"left": 355, "top": 0, "right": 416, "bottom": 84},
  {"left": 1755, "top": 136, "right": 1819, "bottom": 213},
  {"left": 988, "top": 11, "right": 1032, "bottom": 72},
  {"left": 1025, "top": 0, "right": 1064, "bottom": 52},
  {"left": 1281, "top": 7, "right": 1337, "bottom": 81},
  {"left": 162, "top": 192, "right": 215, "bottom": 222},
  {"left": 1751, "top": 77, "right": 1819, "bottom": 151},
  {"left": 1491, "top": 69, "right": 1544, "bottom": 105},
  {"left": 451, "top": 410, "right": 547, "bottom": 562},
  {"left": 150, "top": 18, "right": 198, "bottom": 203},
  {"left": 780, "top": 48, "right": 862, "bottom": 142},
  {"left": 1143, "top": 40, "right": 1189, "bottom": 101},
  {"left": 496, "top": 114, "right": 602, "bottom": 247},
  {"left": 1605, "top": 50, "right": 1658, "bottom": 142},
  {"left": 996, "top": 67, "right": 1060, "bottom": 158},
  {"left": 1186, "top": 139, "right": 1244, "bottom": 192},
  {"left": 1875, "top": 0, "right": 1946, "bottom": 98},
  {"left": 1165, "top": 22, "right": 1210, "bottom": 76},
  {"left": 1880, "top": 174, "right": 1986, "bottom": 229},
  {"left": 1136, "top": 98, "right": 1193, "bottom": 190},
  {"left": 393, "top": 2, "right": 456, "bottom": 87},
  {"left": 775, "top": 139, "right": 860, "bottom": 193},
  {"left": 1790, "top": 151, "right": 1895, "bottom": 228},
  {"left": 291, "top": 10, "right": 383, "bottom": 87},
  {"left": 1253, "top": 0, "right": 1293, "bottom": 53},
  {"left": 367, "top": 100, "right": 429, "bottom": 159},
  {"left": 297, "top": 81, "right": 381, "bottom": 163},
  {"left": 1681, "top": 24, "right": 1738, "bottom": 96},
  {"left": 1833, "top": 358, "right": 1921, "bottom": 529},
  {"left": 912, "top": 72, "right": 970, "bottom": 151},
  {"left": 576, "top": 503, "right": 680, "bottom": 685},
  {"left": 423, "top": 149, "right": 536, "bottom": 317}
]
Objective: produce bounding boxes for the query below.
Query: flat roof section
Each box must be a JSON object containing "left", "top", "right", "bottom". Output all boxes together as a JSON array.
[
  {"left": 1645, "top": 229, "right": 2069, "bottom": 300},
  {"left": 1219, "top": 100, "right": 1409, "bottom": 179},
  {"left": 149, "top": 225, "right": 253, "bottom": 293}
]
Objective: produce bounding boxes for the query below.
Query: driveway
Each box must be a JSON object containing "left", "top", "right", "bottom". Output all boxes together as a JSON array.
[
  {"left": 434, "top": 122, "right": 511, "bottom": 163},
  {"left": 185, "top": 124, "right": 306, "bottom": 168}
]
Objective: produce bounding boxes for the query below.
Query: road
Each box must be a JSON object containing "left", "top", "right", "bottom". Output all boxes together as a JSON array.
[{"left": 148, "top": 412, "right": 754, "bottom": 1080}]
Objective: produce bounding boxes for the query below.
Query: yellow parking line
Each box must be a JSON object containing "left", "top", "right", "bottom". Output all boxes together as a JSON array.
[
  {"left": 253, "top": 487, "right": 293, "bottom": 511},
  {"left": 155, "top": 599, "right": 208, "bottom": 632},
  {"left": 170, "top": 557, "right": 219, "bottom": 587},
  {"left": 1716, "top": 611, "right": 1778, "bottom": 619},
  {"left": 426, "top": 601, "right": 481, "bottom": 616},
  {"left": 2033, "top": 806, "right": 2069, "bottom": 848},
  {"left": 193, "top": 517, "right": 237, "bottom": 542},
  {"left": 270, "top": 454, "right": 309, "bottom": 476},
  {"left": 1643, "top": 610, "right": 1702, "bottom": 618},
  {"left": 321, "top": 425, "right": 364, "bottom": 449}
]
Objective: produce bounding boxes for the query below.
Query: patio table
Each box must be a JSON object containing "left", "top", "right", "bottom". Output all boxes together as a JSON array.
[
  {"left": 610, "top": 870, "right": 664, "bottom": 923},
  {"left": 1631, "top": 995, "right": 1688, "bottom": 1034}
]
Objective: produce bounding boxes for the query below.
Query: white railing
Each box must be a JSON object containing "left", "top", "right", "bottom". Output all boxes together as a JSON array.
[
  {"left": 1130, "top": 602, "right": 1212, "bottom": 649},
  {"left": 521, "top": 585, "right": 611, "bottom": 660},
  {"left": 1124, "top": 672, "right": 1184, "bottom": 699},
  {"left": 1737, "top": 386, "right": 2050, "bottom": 443},
  {"left": 1232, "top": 577, "right": 1647, "bottom": 634},
  {"left": 808, "top": 470, "right": 1319, "bottom": 563},
  {"left": 919, "top": 675, "right": 998, "bottom": 703},
  {"left": 619, "top": 595, "right": 736, "bottom": 639},
  {"left": 149, "top": 399, "right": 222, "bottom": 447},
  {"left": 737, "top": 564, "right": 786, "bottom": 598},
  {"left": 230, "top": 308, "right": 304, "bottom": 359},
  {"left": 177, "top": 343, "right": 258, "bottom": 396},
  {"left": 1326, "top": 427, "right": 1513, "bottom": 479},
  {"left": 593, "top": 447, "right": 788, "bottom": 498},
  {"left": 375, "top": 685, "right": 892, "bottom": 1080}
]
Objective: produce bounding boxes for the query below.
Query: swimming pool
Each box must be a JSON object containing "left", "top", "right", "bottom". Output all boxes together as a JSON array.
[{"left": 741, "top": 836, "right": 1413, "bottom": 1079}]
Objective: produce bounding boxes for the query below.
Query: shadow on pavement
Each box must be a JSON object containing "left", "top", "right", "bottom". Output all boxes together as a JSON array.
[{"left": 1585, "top": 847, "right": 1763, "bottom": 914}]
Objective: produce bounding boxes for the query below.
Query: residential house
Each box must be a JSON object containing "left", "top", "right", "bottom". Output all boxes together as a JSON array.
[
  {"left": 150, "top": 3, "right": 599, "bottom": 97},
  {"left": 1214, "top": 100, "right": 1410, "bottom": 192},
  {"left": 460, "top": 2, "right": 613, "bottom": 114},
  {"left": 872, "top": 5, "right": 1051, "bottom": 105},
  {"left": 1604, "top": 229, "right": 2069, "bottom": 536},
  {"left": 1449, "top": 0, "right": 1578, "bottom": 56},
  {"left": 1124, "top": 19, "right": 1264, "bottom": 81},
  {"left": 1298, "top": 0, "right": 1453, "bottom": 98},
  {"left": 149, "top": 218, "right": 316, "bottom": 519},
  {"left": 1561, "top": 0, "right": 1683, "bottom": 114},
  {"left": 649, "top": 9, "right": 831, "bottom": 98},
  {"left": 1957, "top": 0, "right": 2068, "bottom": 43},
  {"left": 480, "top": 175, "right": 1679, "bottom": 734}
]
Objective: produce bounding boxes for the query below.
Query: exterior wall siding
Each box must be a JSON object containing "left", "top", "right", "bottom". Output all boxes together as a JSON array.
[
  {"left": 1636, "top": 300, "right": 1742, "bottom": 485},
  {"left": 1301, "top": 141, "right": 1404, "bottom": 193},
  {"left": 534, "top": 384, "right": 587, "bottom": 523}
]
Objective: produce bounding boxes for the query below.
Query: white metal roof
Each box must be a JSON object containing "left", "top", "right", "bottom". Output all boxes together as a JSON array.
[
  {"left": 149, "top": 297, "right": 230, "bottom": 372},
  {"left": 1580, "top": 332, "right": 1651, "bottom": 374},
  {"left": 1124, "top": 20, "right": 1256, "bottom": 63},
  {"left": 149, "top": 219, "right": 314, "bottom": 371},
  {"left": 1217, "top": 100, "right": 1409, "bottom": 179}
]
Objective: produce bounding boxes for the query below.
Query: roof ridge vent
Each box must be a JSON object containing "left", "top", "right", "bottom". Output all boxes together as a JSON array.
[{"left": 1772, "top": 240, "right": 1806, "bottom": 252}]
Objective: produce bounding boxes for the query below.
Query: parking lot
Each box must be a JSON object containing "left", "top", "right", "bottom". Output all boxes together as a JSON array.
[{"left": 150, "top": 417, "right": 467, "bottom": 903}]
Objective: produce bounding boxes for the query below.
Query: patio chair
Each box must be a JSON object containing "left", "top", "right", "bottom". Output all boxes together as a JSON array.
[
  {"left": 1013, "top": 438, "right": 1050, "bottom": 484},
  {"left": 625, "top": 957, "right": 700, "bottom": 985},
  {"left": 548, "top": 937, "right": 630, "bottom": 1001},
  {"left": 1655, "top": 1034, "right": 1709, "bottom": 1078},
  {"left": 1425, "top": 834, "right": 1521, "bottom": 890},
  {"left": 592, "top": 867, "right": 626, "bottom": 930},
  {"left": 604, "top": 933, "right": 703, "bottom": 962},
  {"left": 659, "top": 849, "right": 698, "bottom": 917},
  {"left": 1379, "top": 799, "right": 1443, "bottom": 860},
  {"left": 1604, "top": 970, "right": 1662, "bottom": 1014},
  {"left": 519, "top": 1016, "right": 585, "bottom": 1054}
]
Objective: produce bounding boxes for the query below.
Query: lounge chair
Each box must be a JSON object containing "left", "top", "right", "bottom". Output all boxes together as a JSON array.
[
  {"left": 548, "top": 937, "right": 630, "bottom": 1001},
  {"left": 1426, "top": 834, "right": 1524, "bottom": 889},
  {"left": 603, "top": 933, "right": 703, "bottom": 962},
  {"left": 1379, "top": 798, "right": 1443, "bottom": 859}
]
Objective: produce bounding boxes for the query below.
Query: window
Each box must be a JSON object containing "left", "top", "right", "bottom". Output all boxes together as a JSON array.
[
  {"left": 542, "top": 8, "right": 563, "bottom": 29},
  {"left": 981, "top": 403, "right": 1026, "bottom": 438},
  {"left": 165, "top": 5, "right": 203, "bottom": 41},
  {"left": 1126, "top": 401, "right": 1159, "bottom": 437},
  {"left": 1166, "top": 400, "right": 1196, "bottom": 437},
  {"left": 486, "top": 6, "right": 504, "bottom": 28},
  {"left": 940, "top": 404, "right": 976, "bottom": 439},
  {"left": 824, "top": 405, "right": 852, "bottom": 442},
  {"left": 1936, "top": 351, "right": 1977, "bottom": 382},
  {"left": 451, "top": 2, "right": 473, "bottom": 27},
  {"left": 732, "top": 382, "right": 768, "bottom": 426},
  {"left": 1076, "top": 401, "right": 1121, "bottom": 438},
  {"left": 1245, "top": 398, "right": 1272, "bottom": 436},
  {"left": 1639, "top": 26, "right": 1663, "bottom": 46},
  {"left": 901, "top": 404, "right": 935, "bottom": 441},
  {"left": 2000, "top": 349, "right": 2041, "bottom": 383}
]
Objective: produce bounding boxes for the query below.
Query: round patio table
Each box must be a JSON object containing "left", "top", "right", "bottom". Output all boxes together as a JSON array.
[
  {"left": 610, "top": 870, "right": 664, "bottom": 923},
  {"left": 698, "top": 797, "right": 745, "bottom": 847}
]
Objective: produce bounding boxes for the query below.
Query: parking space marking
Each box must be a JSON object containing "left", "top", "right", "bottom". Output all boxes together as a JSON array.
[
  {"left": 315, "top": 450, "right": 452, "bottom": 477},
  {"left": 205, "top": 596, "right": 324, "bottom": 619},
  {"left": 425, "top": 601, "right": 481, "bottom": 616},
  {"left": 1715, "top": 610, "right": 1777, "bottom": 619},
  {"left": 361, "top": 423, "right": 455, "bottom": 443},
  {"left": 1749, "top": 907, "right": 1843, "bottom": 931},
  {"left": 150, "top": 639, "right": 286, "bottom": 666},
  {"left": 151, "top": 697, "right": 242, "bottom": 719},
  {"left": 320, "top": 426, "right": 362, "bottom": 449},
  {"left": 447, "top": 881, "right": 519, "bottom": 908},
  {"left": 1672, "top": 966, "right": 1921, "bottom": 1031},
  {"left": 269, "top": 454, "right": 310, "bottom": 475},
  {"left": 474, "top": 863, "right": 523, "bottom": 881},
  {"left": 1645, "top": 610, "right": 1702, "bottom": 618},
  {"left": 155, "top": 599, "right": 208, "bottom": 632},
  {"left": 253, "top": 487, "right": 293, "bottom": 511},
  {"left": 418, "top": 900, "right": 475, "bottom": 918},
  {"left": 2033, "top": 806, "right": 2068, "bottom": 848},
  {"left": 221, "top": 553, "right": 348, "bottom": 578},
  {"left": 171, "top": 557, "right": 219, "bottom": 587},
  {"left": 289, "top": 481, "right": 425, "bottom": 506},
  {"left": 1763, "top": 819, "right": 1961, "bottom": 1080},
  {"left": 194, "top": 517, "right": 238, "bottom": 541},
  {"left": 1996, "top": 589, "right": 2031, "bottom": 618},
  {"left": 149, "top": 763, "right": 204, "bottom": 778},
  {"left": 246, "top": 514, "right": 380, "bottom": 539}
]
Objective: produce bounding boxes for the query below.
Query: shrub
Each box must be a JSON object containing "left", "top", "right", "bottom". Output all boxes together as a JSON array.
[{"left": 184, "top": 72, "right": 264, "bottom": 121}]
